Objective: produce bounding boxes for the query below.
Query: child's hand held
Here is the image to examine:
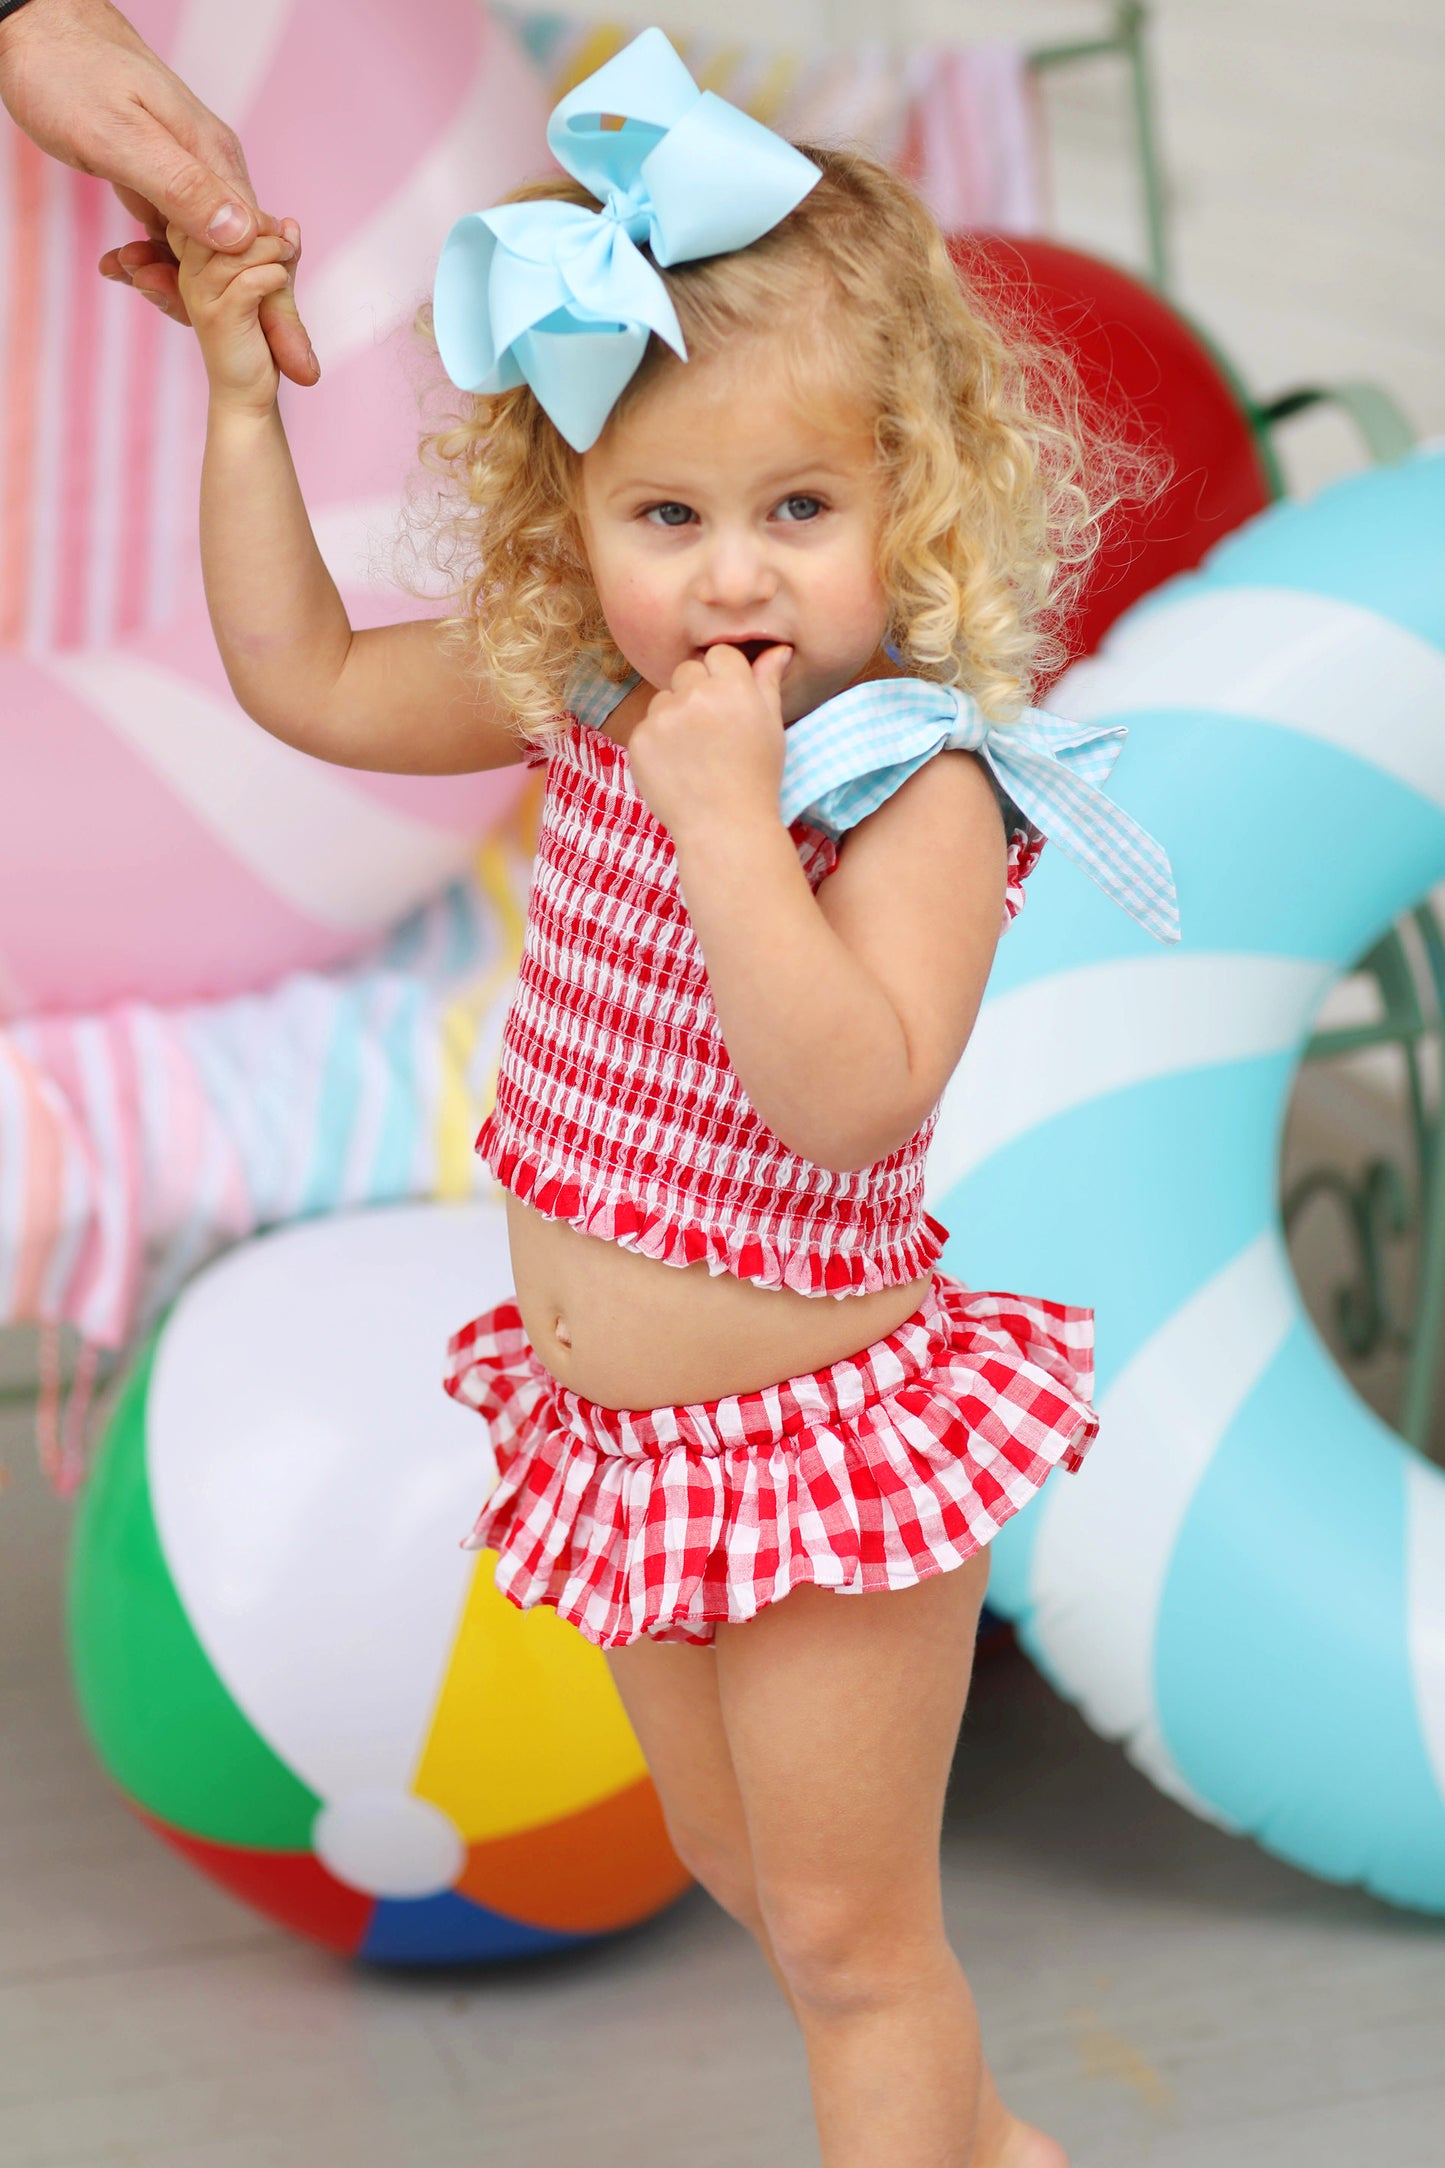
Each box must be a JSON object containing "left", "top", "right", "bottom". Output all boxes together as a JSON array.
[
  {"left": 630, "top": 642, "right": 793, "bottom": 845},
  {"left": 168, "top": 217, "right": 300, "bottom": 415}
]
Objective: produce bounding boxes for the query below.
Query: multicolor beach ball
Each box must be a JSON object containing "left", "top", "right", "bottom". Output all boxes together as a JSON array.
[{"left": 66, "top": 1202, "right": 691, "bottom": 1964}]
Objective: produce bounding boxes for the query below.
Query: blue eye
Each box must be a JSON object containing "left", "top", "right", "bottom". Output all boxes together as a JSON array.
[
  {"left": 775, "top": 494, "right": 824, "bottom": 522},
  {"left": 645, "top": 502, "right": 695, "bottom": 527}
]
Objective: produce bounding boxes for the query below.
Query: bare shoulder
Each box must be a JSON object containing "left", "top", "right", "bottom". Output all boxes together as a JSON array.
[
  {"left": 812, "top": 749, "right": 1010, "bottom": 1113},
  {"left": 813, "top": 745, "right": 1008, "bottom": 927}
]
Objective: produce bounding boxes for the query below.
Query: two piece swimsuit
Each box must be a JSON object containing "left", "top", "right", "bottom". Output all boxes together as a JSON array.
[{"left": 443, "top": 662, "right": 1100, "bottom": 1649}]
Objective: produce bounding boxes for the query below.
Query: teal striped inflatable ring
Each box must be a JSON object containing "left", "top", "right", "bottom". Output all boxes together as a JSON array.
[{"left": 930, "top": 444, "right": 1445, "bottom": 1911}]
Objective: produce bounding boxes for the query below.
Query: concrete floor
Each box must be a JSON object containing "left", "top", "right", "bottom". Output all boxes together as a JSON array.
[{"left": 4, "top": 1379, "right": 1445, "bottom": 2168}]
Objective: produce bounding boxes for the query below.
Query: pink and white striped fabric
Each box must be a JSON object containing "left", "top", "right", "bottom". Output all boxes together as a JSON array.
[
  {"left": 0, "top": 0, "right": 546, "bottom": 1016},
  {"left": 504, "top": 12, "right": 1045, "bottom": 237},
  {"left": 0, "top": 799, "right": 540, "bottom": 1489},
  {"left": 443, "top": 1269, "right": 1099, "bottom": 1648},
  {"left": 908, "top": 44, "right": 1045, "bottom": 235}
]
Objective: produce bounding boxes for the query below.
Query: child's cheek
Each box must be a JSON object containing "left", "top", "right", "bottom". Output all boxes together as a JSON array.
[
  {"left": 597, "top": 565, "right": 680, "bottom": 685},
  {"left": 816, "top": 550, "right": 890, "bottom": 661},
  {"left": 579, "top": 518, "right": 672, "bottom": 678}
]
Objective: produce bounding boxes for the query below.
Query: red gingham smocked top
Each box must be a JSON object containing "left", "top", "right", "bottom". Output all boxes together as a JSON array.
[{"left": 474, "top": 688, "right": 1044, "bottom": 1300}]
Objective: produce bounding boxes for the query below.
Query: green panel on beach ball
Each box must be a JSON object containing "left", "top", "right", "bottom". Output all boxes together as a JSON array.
[{"left": 66, "top": 1326, "right": 321, "bottom": 1848}]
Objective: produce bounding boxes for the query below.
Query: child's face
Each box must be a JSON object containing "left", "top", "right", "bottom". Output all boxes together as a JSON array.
[{"left": 577, "top": 333, "right": 891, "bottom": 723}]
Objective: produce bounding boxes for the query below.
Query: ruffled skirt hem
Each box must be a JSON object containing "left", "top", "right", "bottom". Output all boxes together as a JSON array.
[{"left": 443, "top": 1269, "right": 1098, "bottom": 1649}]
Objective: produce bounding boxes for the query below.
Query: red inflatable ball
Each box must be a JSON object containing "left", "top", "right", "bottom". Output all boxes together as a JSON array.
[{"left": 950, "top": 235, "right": 1276, "bottom": 674}]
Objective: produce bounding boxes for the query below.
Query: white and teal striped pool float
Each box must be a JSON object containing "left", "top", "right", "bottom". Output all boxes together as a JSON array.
[{"left": 930, "top": 443, "right": 1445, "bottom": 1912}]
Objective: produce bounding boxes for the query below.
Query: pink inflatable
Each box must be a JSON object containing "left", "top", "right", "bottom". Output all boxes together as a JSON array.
[{"left": 0, "top": 0, "right": 547, "bottom": 1017}]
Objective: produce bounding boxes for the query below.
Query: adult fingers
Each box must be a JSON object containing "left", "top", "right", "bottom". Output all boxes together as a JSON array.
[
  {"left": 97, "top": 235, "right": 190, "bottom": 323},
  {"left": 127, "top": 260, "right": 189, "bottom": 324},
  {"left": 102, "top": 210, "right": 278, "bottom": 280},
  {"left": 142, "top": 216, "right": 315, "bottom": 385},
  {"left": 98, "top": 235, "right": 191, "bottom": 325},
  {"left": 2, "top": 9, "right": 257, "bottom": 246},
  {"left": 111, "top": 182, "right": 278, "bottom": 260},
  {"left": 106, "top": 112, "right": 260, "bottom": 253}
]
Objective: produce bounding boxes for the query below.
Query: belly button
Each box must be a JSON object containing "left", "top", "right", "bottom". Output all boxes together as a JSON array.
[{"left": 553, "top": 1316, "right": 571, "bottom": 1348}]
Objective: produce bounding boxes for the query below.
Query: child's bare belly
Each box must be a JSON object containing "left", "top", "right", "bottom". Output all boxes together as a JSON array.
[{"left": 504, "top": 1191, "right": 933, "bottom": 1411}]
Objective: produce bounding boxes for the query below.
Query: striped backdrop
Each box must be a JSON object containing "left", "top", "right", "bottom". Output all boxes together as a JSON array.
[
  {"left": 0, "top": 0, "right": 549, "bottom": 1018},
  {"left": 500, "top": 6, "right": 1045, "bottom": 233},
  {"left": 0, "top": 134, "right": 203, "bottom": 655},
  {"left": 1, "top": 770, "right": 544, "bottom": 1488}
]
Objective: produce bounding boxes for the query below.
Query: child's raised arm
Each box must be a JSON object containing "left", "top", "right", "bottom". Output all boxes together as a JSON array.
[{"left": 172, "top": 219, "right": 522, "bottom": 776}]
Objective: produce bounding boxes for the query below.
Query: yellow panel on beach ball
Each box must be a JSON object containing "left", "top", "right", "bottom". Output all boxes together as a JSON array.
[{"left": 412, "top": 1554, "right": 647, "bottom": 1844}]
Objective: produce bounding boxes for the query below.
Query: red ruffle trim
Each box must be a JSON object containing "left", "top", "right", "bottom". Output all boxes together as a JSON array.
[
  {"left": 1003, "top": 825, "right": 1045, "bottom": 928},
  {"left": 477, "top": 1124, "right": 949, "bottom": 1300},
  {"left": 444, "top": 1271, "right": 1099, "bottom": 1649}
]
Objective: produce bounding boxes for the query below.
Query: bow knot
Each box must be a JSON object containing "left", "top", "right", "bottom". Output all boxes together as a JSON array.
[
  {"left": 601, "top": 177, "right": 652, "bottom": 241},
  {"left": 434, "top": 29, "right": 821, "bottom": 450},
  {"left": 779, "top": 679, "right": 1181, "bottom": 945},
  {"left": 938, "top": 698, "right": 990, "bottom": 757}
]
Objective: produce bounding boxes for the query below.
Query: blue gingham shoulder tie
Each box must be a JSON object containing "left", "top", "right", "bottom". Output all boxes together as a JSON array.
[{"left": 778, "top": 677, "right": 1181, "bottom": 946}]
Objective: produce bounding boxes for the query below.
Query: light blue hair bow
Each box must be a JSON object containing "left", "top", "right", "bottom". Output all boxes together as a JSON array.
[
  {"left": 778, "top": 678, "right": 1182, "bottom": 945},
  {"left": 433, "top": 28, "right": 821, "bottom": 452}
]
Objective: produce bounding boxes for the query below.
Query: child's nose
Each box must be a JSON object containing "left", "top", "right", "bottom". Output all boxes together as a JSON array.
[{"left": 695, "top": 530, "right": 778, "bottom": 612}]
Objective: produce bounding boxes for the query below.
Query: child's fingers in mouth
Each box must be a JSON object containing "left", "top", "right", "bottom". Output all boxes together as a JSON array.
[{"left": 701, "top": 638, "right": 790, "bottom": 665}]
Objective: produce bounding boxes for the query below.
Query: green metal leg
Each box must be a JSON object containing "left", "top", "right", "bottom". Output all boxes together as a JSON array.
[
  {"left": 1254, "top": 382, "right": 1418, "bottom": 467},
  {"left": 1401, "top": 1116, "right": 1445, "bottom": 1452},
  {"left": 1291, "top": 906, "right": 1445, "bottom": 1462},
  {"left": 1400, "top": 905, "right": 1445, "bottom": 1452},
  {"left": 1030, "top": 2, "right": 1172, "bottom": 292},
  {"left": 1119, "top": 1, "right": 1170, "bottom": 290}
]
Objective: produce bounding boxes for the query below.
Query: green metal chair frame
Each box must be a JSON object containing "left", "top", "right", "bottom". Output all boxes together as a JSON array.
[{"left": 1032, "top": 0, "right": 1171, "bottom": 291}]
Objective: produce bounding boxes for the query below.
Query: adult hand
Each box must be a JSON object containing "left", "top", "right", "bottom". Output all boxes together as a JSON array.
[{"left": 0, "top": 0, "right": 318, "bottom": 386}]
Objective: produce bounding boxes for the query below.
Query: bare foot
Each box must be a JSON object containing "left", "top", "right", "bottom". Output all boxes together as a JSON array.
[{"left": 976, "top": 2112, "right": 1068, "bottom": 2168}]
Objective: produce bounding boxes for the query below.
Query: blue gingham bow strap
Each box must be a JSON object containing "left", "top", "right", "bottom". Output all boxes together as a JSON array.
[
  {"left": 433, "top": 29, "right": 821, "bottom": 452},
  {"left": 778, "top": 679, "right": 1181, "bottom": 945}
]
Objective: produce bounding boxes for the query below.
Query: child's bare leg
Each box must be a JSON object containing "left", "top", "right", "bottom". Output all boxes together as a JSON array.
[
  {"left": 604, "top": 1635, "right": 797, "bottom": 2005},
  {"left": 605, "top": 1620, "right": 1057, "bottom": 2166},
  {"left": 710, "top": 1563, "right": 1066, "bottom": 2168}
]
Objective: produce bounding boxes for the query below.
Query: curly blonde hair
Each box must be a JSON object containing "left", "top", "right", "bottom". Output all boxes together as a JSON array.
[{"left": 408, "top": 145, "right": 1157, "bottom": 744}]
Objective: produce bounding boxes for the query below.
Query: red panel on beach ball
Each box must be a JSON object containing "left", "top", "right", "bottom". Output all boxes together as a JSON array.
[{"left": 138, "top": 1809, "right": 374, "bottom": 1955}]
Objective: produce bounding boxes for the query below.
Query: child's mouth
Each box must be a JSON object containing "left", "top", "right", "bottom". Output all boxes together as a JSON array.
[{"left": 705, "top": 638, "right": 786, "bottom": 665}]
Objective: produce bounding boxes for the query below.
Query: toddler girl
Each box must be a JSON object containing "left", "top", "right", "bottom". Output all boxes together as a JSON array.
[{"left": 170, "top": 29, "right": 1177, "bottom": 2167}]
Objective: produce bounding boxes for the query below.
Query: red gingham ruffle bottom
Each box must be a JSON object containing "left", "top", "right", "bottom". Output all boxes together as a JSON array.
[{"left": 442, "top": 1269, "right": 1098, "bottom": 1650}]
